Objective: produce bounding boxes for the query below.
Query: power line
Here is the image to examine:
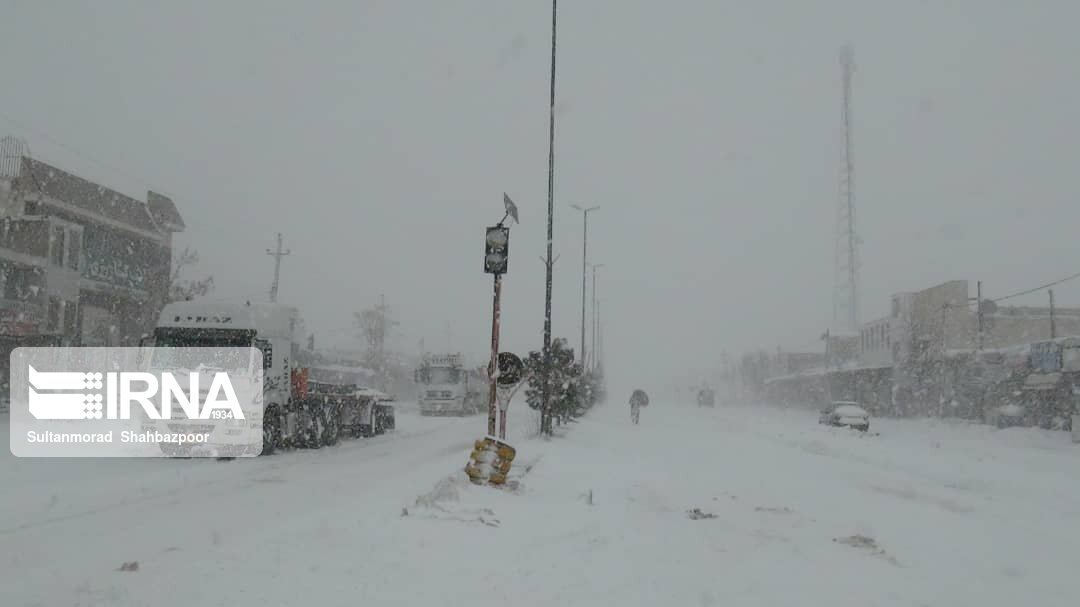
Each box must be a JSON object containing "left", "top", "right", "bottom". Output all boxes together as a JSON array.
[{"left": 989, "top": 270, "right": 1080, "bottom": 304}]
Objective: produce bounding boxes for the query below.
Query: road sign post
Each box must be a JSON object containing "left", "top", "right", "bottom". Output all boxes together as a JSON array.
[
  {"left": 486, "top": 274, "right": 502, "bottom": 436},
  {"left": 495, "top": 352, "right": 526, "bottom": 440}
]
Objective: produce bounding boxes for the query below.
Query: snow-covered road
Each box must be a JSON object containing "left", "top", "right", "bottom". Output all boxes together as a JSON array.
[{"left": 3, "top": 396, "right": 1078, "bottom": 606}]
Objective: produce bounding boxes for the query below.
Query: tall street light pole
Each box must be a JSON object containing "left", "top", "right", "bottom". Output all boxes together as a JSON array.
[
  {"left": 590, "top": 262, "right": 604, "bottom": 373},
  {"left": 571, "top": 204, "right": 600, "bottom": 372},
  {"left": 596, "top": 297, "right": 604, "bottom": 375},
  {"left": 541, "top": 0, "right": 558, "bottom": 436}
]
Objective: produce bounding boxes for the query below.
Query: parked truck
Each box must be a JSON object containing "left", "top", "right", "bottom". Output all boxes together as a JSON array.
[
  {"left": 144, "top": 299, "right": 395, "bottom": 456},
  {"left": 1020, "top": 338, "right": 1080, "bottom": 431},
  {"left": 415, "top": 352, "right": 485, "bottom": 416}
]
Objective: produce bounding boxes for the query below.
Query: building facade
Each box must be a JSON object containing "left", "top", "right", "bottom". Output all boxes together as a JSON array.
[
  {"left": 0, "top": 156, "right": 184, "bottom": 352},
  {"left": 887, "top": 280, "right": 1080, "bottom": 417}
]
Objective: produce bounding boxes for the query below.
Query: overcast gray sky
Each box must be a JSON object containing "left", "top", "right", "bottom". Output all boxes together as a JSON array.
[{"left": 3, "top": 0, "right": 1079, "bottom": 391}]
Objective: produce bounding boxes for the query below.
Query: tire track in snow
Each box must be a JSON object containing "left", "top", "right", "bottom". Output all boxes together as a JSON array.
[{"left": 0, "top": 420, "right": 466, "bottom": 537}]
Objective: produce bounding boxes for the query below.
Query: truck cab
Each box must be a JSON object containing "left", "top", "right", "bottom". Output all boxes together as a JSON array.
[
  {"left": 147, "top": 300, "right": 304, "bottom": 454},
  {"left": 415, "top": 353, "right": 482, "bottom": 416},
  {"left": 1020, "top": 338, "right": 1080, "bottom": 432}
]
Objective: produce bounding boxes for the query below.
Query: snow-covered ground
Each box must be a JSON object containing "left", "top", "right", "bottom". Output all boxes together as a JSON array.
[{"left": 2, "top": 395, "right": 1079, "bottom": 606}]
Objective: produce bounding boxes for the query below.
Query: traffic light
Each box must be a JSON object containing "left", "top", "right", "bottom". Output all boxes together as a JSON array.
[{"left": 484, "top": 225, "right": 510, "bottom": 274}]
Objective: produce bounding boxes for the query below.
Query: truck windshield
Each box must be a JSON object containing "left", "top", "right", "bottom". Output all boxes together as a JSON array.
[
  {"left": 151, "top": 328, "right": 256, "bottom": 371},
  {"left": 1062, "top": 346, "right": 1080, "bottom": 373},
  {"left": 154, "top": 327, "right": 256, "bottom": 348},
  {"left": 427, "top": 368, "right": 459, "bottom": 384}
]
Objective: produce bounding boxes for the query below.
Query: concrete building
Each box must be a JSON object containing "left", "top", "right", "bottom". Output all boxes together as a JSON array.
[
  {"left": 0, "top": 155, "right": 184, "bottom": 350},
  {"left": 888, "top": 279, "right": 1080, "bottom": 416},
  {"left": 981, "top": 304, "right": 1080, "bottom": 347},
  {"left": 825, "top": 330, "right": 860, "bottom": 369},
  {"left": 858, "top": 316, "right": 892, "bottom": 368}
]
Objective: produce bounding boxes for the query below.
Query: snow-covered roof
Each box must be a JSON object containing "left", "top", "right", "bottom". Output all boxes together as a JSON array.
[
  {"left": 354, "top": 387, "right": 393, "bottom": 400},
  {"left": 18, "top": 157, "right": 167, "bottom": 234},
  {"left": 945, "top": 336, "right": 1080, "bottom": 361},
  {"left": 763, "top": 361, "right": 893, "bottom": 384},
  {"left": 308, "top": 363, "right": 374, "bottom": 375}
]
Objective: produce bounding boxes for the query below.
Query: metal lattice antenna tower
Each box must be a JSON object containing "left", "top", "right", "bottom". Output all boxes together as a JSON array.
[{"left": 833, "top": 45, "right": 860, "bottom": 332}]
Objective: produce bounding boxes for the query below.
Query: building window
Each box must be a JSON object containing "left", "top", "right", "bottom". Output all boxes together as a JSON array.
[
  {"left": 50, "top": 226, "right": 65, "bottom": 266},
  {"left": 47, "top": 297, "right": 61, "bottom": 331},
  {"left": 892, "top": 298, "right": 900, "bottom": 318},
  {"left": 63, "top": 301, "right": 78, "bottom": 336},
  {"left": 66, "top": 230, "right": 81, "bottom": 270}
]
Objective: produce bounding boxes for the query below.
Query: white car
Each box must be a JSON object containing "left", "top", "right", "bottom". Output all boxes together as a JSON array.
[{"left": 818, "top": 401, "right": 870, "bottom": 432}]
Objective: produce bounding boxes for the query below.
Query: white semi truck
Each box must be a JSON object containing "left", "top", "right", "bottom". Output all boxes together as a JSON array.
[
  {"left": 145, "top": 299, "right": 394, "bottom": 455},
  {"left": 415, "top": 352, "right": 485, "bottom": 416}
]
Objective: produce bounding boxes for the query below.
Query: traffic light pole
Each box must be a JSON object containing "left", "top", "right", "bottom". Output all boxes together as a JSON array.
[{"left": 487, "top": 272, "right": 503, "bottom": 437}]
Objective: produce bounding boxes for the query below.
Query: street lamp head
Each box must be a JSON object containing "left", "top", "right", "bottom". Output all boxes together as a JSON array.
[{"left": 570, "top": 204, "right": 601, "bottom": 214}]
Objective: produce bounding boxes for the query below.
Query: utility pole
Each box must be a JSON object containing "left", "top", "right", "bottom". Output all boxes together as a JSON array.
[
  {"left": 595, "top": 298, "right": 602, "bottom": 375},
  {"left": 590, "top": 263, "right": 604, "bottom": 373},
  {"left": 266, "top": 232, "right": 291, "bottom": 303},
  {"left": 540, "top": 0, "right": 559, "bottom": 436},
  {"left": 976, "top": 281, "right": 983, "bottom": 350},
  {"left": 1050, "top": 289, "right": 1056, "bottom": 339},
  {"left": 940, "top": 302, "right": 949, "bottom": 412},
  {"left": 378, "top": 294, "right": 386, "bottom": 364}
]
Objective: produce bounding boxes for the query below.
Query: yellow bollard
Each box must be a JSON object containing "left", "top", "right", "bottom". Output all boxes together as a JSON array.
[{"left": 464, "top": 436, "right": 518, "bottom": 486}]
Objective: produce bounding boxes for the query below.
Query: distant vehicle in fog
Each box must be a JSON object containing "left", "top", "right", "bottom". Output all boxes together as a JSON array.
[
  {"left": 818, "top": 401, "right": 870, "bottom": 432},
  {"left": 415, "top": 353, "right": 484, "bottom": 416},
  {"left": 696, "top": 386, "right": 715, "bottom": 407}
]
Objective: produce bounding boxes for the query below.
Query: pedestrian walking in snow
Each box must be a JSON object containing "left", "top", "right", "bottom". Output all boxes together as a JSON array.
[{"left": 629, "top": 389, "right": 649, "bottom": 424}]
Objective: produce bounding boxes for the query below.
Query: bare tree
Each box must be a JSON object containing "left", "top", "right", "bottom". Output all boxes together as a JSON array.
[
  {"left": 354, "top": 296, "right": 399, "bottom": 392},
  {"left": 169, "top": 247, "right": 214, "bottom": 302}
]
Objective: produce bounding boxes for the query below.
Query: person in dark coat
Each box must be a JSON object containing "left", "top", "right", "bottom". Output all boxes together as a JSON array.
[{"left": 629, "top": 389, "right": 649, "bottom": 424}]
